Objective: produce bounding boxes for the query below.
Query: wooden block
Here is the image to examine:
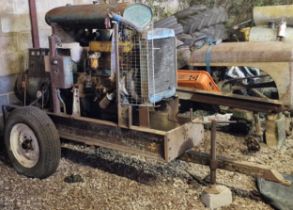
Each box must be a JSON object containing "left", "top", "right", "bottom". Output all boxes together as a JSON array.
[{"left": 266, "top": 114, "right": 278, "bottom": 147}]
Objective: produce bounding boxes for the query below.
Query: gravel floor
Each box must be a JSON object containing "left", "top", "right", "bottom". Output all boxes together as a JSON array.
[{"left": 0, "top": 131, "right": 292, "bottom": 210}]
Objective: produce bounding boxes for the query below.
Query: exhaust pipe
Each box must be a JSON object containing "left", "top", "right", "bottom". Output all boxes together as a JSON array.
[{"left": 28, "top": 0, "right": 40, "bottom": 48}]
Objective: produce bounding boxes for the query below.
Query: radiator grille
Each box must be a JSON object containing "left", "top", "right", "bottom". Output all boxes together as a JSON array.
[{"left": 119, "top": 28, "right": 176, "bottom": 106}]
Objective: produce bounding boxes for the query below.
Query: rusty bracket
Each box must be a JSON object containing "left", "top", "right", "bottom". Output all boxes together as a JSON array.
[{"left": 210, "top": 120, "right": 237, "bottom": 184}]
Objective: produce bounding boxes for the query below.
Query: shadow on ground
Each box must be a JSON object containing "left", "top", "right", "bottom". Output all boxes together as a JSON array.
[
  {"left": 61, "top": 147, "right": 159, "bottom": 185},
  {"left": 0, "top": 137, "right": 192, "bottom": 186},
  {"left": 0, "top": 137, "right": 9, "bottom": 165}
]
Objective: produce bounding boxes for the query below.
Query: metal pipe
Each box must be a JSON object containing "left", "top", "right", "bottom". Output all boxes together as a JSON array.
[
  {"left": 28, "top": 0, "right": 40, "bottom": 48},
  {"left": 113, "top": 22, "right": 122, "bottom": 126},
  {"left": 128, "top": 106, "right": 132, "bottom": 128},
  {"left": 109, "top": 12, "right": 144, "bottom": 32},
  {"left": 210, "top": 120, "right": 217, "bottom": 185},
  {"left": 188, "top": 41, "right": 293, "bottom": 63},
  {"left": 49, "top": 25, "right": 61, "bottom": 113},
  {"left": 254, "top": 5, "right": 293, "bottom": 26}
]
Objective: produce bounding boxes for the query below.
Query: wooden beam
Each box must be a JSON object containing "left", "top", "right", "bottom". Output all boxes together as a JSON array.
[{"left": 180, "top": 150, "right": 291, "bottom": 186}]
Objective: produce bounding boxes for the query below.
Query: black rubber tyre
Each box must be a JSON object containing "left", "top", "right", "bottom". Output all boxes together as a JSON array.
[
  {"left": 180, "top": 7, "right": 228, "bottom": 34},
  {"left": 4, "top": 106, "right": 61, "bottom": 179}
]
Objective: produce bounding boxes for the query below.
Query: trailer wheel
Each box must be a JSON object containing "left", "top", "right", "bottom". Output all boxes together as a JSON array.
[{"left": 4, "top": 106, "right": 60, "bottom": 178}]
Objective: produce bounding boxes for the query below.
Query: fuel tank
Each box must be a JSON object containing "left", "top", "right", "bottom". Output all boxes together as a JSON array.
[
  {"left": 45, "top": 3, "right": 128, "bottom": 28},
  {"left": 249, "top": 26, "right": 293, "bottom": 42},
  {"left": 254, "top": 5, "right": 293, "bottom": 26}
]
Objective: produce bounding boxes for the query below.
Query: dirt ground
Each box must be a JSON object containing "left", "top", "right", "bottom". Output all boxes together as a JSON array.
[{"left": 0, "top": 131, "right": 292, "bottom": 210}]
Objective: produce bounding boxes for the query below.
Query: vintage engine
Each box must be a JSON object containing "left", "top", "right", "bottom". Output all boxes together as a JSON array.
[
  {"left": 11, "top": 3, "right": 205, "bottom": 166},
  {"left": 15, "top": 2, "right": 177, "bottom": 124},
  {"left": 72, "top": 28, "right": 177, "bottom": 121}
]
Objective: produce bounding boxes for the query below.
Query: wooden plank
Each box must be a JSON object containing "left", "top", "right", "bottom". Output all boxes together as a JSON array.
[{"left": 180, "top": 150, "right": 291, "bottom": 186}]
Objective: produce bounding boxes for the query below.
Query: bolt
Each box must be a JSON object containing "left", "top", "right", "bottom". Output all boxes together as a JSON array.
[{"left": 52, "top": 60, "right": 58, "bottom": 65}]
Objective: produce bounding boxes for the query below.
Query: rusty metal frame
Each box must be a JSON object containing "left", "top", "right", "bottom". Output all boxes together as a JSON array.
[
  {"left": 3, "top": 103, "right": 289, "bottom": 185},
  {"left": 48, "top": 112, "right": 204, "bottom": 161},
  {"left": 177, "top": 87, "right": 283, "bottom": 113}
]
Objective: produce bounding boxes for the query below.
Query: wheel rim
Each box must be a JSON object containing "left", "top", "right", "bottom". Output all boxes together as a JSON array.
[{"left": 10, "top": 123, "right": 40, "bottom": 168}]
